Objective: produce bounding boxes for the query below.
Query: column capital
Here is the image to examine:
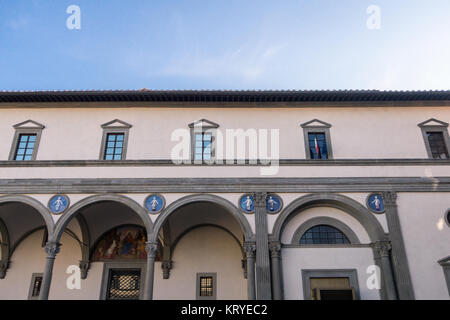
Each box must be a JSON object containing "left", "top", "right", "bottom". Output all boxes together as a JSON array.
[
  {"left": 44, "top": 242, "right": 61, "bottom": 258},
  {"left": 145, "top": 241, "right": 159, "bottom": 258},
  {"left": 373, "top": 240, "right": 392, "bottom": 257},
  {"left": 382, "top": 191, "right": 397, "bottom": 206},
  {"left": 269, "top": 241, "right": 282, "bottom": 258},
  {"left": 252, "top": 192, "right": 267, "bottom": 207},
  {"left": 244, "top": 241, "right": 256, "bottom": 258}
]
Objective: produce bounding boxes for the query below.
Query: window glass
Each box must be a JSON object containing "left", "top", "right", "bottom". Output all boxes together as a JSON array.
[
  {"left": 308, "top": 133, "right": 328, "bottom": 159},
  {"left": 427, "top": 132, "right": 449, "bottom": 159},
  {"left": 14, "top": 134, "right": 37, "bottom": 161},
  {"left": 300, "top": 225, "right": 350, "bottom": 244},
  {"left": 104, "top": 133, "right": 124, "bottom": 160}
]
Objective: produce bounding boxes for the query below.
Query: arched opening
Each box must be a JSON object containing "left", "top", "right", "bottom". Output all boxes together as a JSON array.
[
  {"left": 0, "top": 195, "right": 53, "bottom": 299},
  {"left": 151, "top": 194, "right": 253, "bottom": 300},
  {"left": 47, "top": 194, "right": 154, "bottom": 300},
  {"left": 272, "top": 193, "right": 387, "bottom": 301}
]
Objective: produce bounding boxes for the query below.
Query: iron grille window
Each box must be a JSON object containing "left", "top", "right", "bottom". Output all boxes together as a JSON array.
[
  {"left": 31, "top": 275, "right": 43, "bottom": 297},
  {"left": 104, "top": 133, "right": 124, "bottom": 160},
  {"left": 107, "top": 269, "right": 141, "bottom": 300},
  {"left": 308, "top": 133, "right": 328, "bottom": 159},
  {"left": 194, "top": 133, "right": 212, "bottom": 161},
  {"left": 14, "top": 134, "right": 37, "bottom": 161},
  {"left": 199, "top": 276, "right": 214, "bottom": 297},
  {"left": 300, "top": 225, "right": 350, "bottom": 244},
  {"left": 426, "top": 132, "right": 449, "bottom": 159}
]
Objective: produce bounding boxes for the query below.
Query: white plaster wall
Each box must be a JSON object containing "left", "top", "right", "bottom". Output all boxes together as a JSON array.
[
  {"left": 282, "top": 247, "right": 380, "bottom": 300},
  {"left": 0, "top": 106, "right": 448, "bottom": 161},
  {"left": 280, "top": 206, "right": 371, "bottom": 244},
  {"left": 153, "top": 226, "right": 247, "bottom": 300},
  {"left": 0, "top": 165, "right": 448, "bottom": 180},
  {"left": 0, "top": 230, "right": 46, "bottom": 299},
  {"left": 397, "top": 193, "right": 450, "bottom": 300}
]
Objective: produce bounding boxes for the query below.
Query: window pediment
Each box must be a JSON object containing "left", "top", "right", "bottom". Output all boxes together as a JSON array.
[
  {"left": 418, "top": 118, "right": 448, "bottom": 128},
  {"left": 101, "top": 119, "right": 132, "bottom": 129},
  {"left": 188, "top": 119, "right": 219, "bottom": 129},
  {"left": 13, "top": 120, "right": 45, "bottom": 129},
  {"left": 300, "top": 119, "right": 331, "bottom": 128}
]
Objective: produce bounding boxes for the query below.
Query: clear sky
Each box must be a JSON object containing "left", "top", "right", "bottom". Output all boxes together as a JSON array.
[{"left": 0, "top": 0, "right": 449, "bottom": 91}]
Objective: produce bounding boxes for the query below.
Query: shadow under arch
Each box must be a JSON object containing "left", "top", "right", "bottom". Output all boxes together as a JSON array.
[
  {"left": 51, "top": 194, "right": 153, "bottom": 243},
  {"left": 0, "top": 195, "right": 54, "bottom": 235},
  {"left": 150, "top": 194, "right": 254, "bottom": 243},
  {"left": 170, "top": 224, "right": 245, "bottom": 259},
  {"left": 271, "top": 193, "right": 386, "bottom": 243}
]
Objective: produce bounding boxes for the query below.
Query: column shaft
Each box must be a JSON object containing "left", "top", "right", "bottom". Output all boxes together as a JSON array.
[
  {"left": 244, "top": 242, "right": 256, "bottom": 300},
  {"left": 253, "top": 192, "right": 272, "bottom": 300},
  {"left": 143, "top": 242, "right": 158, "bottom": 300},
  {"left": 39, "top": 242, "right": 60, "bottom": 300}
]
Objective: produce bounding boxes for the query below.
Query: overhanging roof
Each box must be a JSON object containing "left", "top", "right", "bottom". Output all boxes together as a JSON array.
[{"left": 0, "top": 89, "right": 450, "bottom": 104}]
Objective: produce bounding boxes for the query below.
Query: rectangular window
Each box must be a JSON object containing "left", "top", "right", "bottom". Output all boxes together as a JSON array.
[
  {"left": 104, "top": 133, "right": 124, "bottom": 160},
  {"left": 31, "top": 276, "right": 43, "bottom": 297},
  {"left": 107, "top": 269, "right": 141, "bottom": 300},
  {"left": 308, "top": 133, "right": 328, "bottom": 159},
  {"left": 14, "top": 134, "right": 37, "bottom": 161},
  {"left": 28, "top": 273, "right": 43, "bottom": 300},
  {"left": 426, "top": 132, "right": 449, "bottom": 159},
  {"left": 196, "top": 272, "right": 216, "bottom": 300},
  {"left": 194, "top": 133, "right": 212, "bottom": 161},
  {"left": 199, "top": 276, "right": 214, "bottom": 297}
]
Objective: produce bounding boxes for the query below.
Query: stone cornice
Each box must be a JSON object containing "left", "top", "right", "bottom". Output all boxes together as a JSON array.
[
  {"left": 0, "top": 158, "right": 448, "bottom": 167},
  {"left": 0, "top": 177, "right": 449, "bottom": 193}
]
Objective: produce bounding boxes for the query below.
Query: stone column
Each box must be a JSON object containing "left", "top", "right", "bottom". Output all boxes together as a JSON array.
[
  {"left": 269, "top": 241, "right": 283, "bottom": 300},
  {"left": 244, "top": 241, "right": 256, "bottom": 300},
  {"left": 373, "top": 240, "right": 397, "bottom": 300},
  {"left": 382, "top": 191, "right": 415, "bottom": 300},
  {"left": 143, "top": 241, "right": 158, "bottom": 300},
  {"left": 253, "top": 192, "right": 272, "bottom": 299},
  {"left": 39, "top": 242, "right": 61, "bottom": 300}
]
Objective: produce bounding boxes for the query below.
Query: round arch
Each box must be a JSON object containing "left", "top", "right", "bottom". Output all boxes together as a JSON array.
[
  {"left": 51, "top": 194, "right": 153, "bottom": 243},
  {"left": 0, "top": 195, "right": 54, "bottom": 235},
  {"left": 150, "top": 194, "right": 254, "bottom": 243},
  {"left": 272, "top": 193, "right": 386, "bottom": 242}
]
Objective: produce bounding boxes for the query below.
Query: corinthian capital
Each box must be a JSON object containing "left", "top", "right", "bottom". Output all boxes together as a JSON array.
[
  {"left": 44, "top": 242, "right": 61, "bottom": 258},
  {"left": 252, "top": 192, "right": 267, "bottom": 207},
  {"left": 381, "top": 191, "right": 397, "bottom": 205},
  {"left": 145, "top": 241, "right": 159, "bottom": 258},
  {"left": 269, "top": 241, "right": 282, "bottom": 258},
  {"left": 374, "top": 240, "right": 392, "bottom": 257},
  {"left": 244, "top": 241, "right": 256, "bottom": 258}
]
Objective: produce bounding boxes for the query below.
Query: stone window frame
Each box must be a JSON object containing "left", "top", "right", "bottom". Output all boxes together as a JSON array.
[
  {"left": 418, "top": 118, "right": 450, "bottom": 159},
  {"left": 301, "top": 269, "right": 360, "bottom": 300},
  {"left": 300, "top": 119, "right": 333, "bottom": 160},
  {"left": 438, "top": 256, "right": 450, "bottom": 297},
  {"left": 196, "top": 272, "right": 217, "bottom": 300},
  {"left": 8, "top": 120, "right": 45, "bottom": 161},
  {"left": 99, "top": 262, "right": 147, "bottom": 300},
  {"left": 99, "top": 119, "right": 132, "bottom": 160},
  {"left": 291, "top": 216, "right": 360, "bottom": 245},
  {"left": 28, "top": 272, "right": 43, "bottom": 300},
  {"left": 188, "top": 119, "right": 219, "bottom": 164}
]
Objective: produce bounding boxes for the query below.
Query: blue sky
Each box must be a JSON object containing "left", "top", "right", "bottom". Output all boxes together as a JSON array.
[{"left": 0, "top": 0, "right": 449, "bottom": 90}]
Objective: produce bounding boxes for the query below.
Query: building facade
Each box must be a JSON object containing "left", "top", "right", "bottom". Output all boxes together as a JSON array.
[{"left": 0, "top": 90, "right": 449, "bottom": 300}]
